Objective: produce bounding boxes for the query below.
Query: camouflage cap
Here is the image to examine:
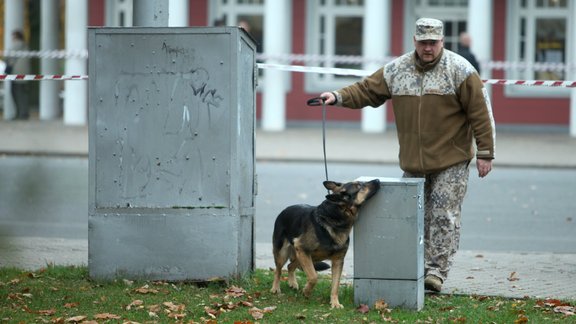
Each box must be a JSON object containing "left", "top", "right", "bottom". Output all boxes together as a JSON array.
[{"left": 414, "top": 18, "right": 444, "bottom": 41}]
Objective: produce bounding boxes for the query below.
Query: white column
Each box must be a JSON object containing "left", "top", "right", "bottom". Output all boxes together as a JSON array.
[
  {"left": 169, "top": 0, "right": 188, "bottom": 27},
  {"left": 468, "top": 0, "right": 493, "bottom": 79},
  {"left": 3, "top": 0, "right": 24, "bottom": 120},
  {"left": 571, "top": 91, "right": 576, "bottom": 137},
  {"left": 361, "top": 0, "right": 390, "bottom": 133},
  {"left": 64, "top": 0, "right": 88, "bottom": 125},
  {"left": 40, "top": 0, "right": 60, "bottom": 120},
  {"left": 262, "top": 0, "right": 289, "bottom": 131}
]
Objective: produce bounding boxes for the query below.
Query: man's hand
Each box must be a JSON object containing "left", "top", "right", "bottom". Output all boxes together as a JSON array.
[
  {"left": 476, "top": 158, "right": 492, "bottom": 178},
  {"left": 320, "top": 92, "right": 336, "bottom": 105}
]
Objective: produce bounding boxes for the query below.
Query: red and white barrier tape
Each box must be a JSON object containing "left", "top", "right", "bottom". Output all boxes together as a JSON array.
[
  {"left": 2, "top": 49, "right": 574, "bottom": 72},
  {"left": 257, "top": 54, "right": 575, "bottom": 72},
  {"left": 2, "top": 63, "right": 575, "bottom": 87},
  {"left": 0, "top": 49, "right": 88, "bottom": 59},
  {"left": 482, "top": 79, "right": 576, "bottom": 87},
  {"left": 0, "top": 74, "right": 88, "bottom": 81},
  {"left": 258, "top": 63, "right": 576, "bottom": 87}
]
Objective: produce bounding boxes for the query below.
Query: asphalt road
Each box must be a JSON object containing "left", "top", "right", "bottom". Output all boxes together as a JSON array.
[{"left": 0, "top": 157, "right": 575, "bottom": 254}]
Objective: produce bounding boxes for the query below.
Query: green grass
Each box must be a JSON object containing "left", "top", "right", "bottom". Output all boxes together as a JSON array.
[{"left": 0, "top": 265, "right": 574, "bottom": 323}]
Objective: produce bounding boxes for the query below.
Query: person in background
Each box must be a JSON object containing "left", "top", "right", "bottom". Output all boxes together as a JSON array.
[
  {"left": 316, "top": 18, "right": 495, "bottom": 293},
  {"left": 458, "top": 31, "right": 481, "bottom": 75},
  {"left": 4, "top": 30, "right": 32, "bottom": 120}
]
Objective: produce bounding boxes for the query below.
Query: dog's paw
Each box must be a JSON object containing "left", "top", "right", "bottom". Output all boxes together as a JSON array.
[
  {"left": 288, "top": 280, "right": 299, "bottom": 290},
  {"left": 330, "top": 301, "right": 344, "bottom": 309},
  {"left": 288, "top": 278, "right": 300, "bottom": 290},
  {"left": 270, "top": 286, "right": 281, "bottom": 294}
]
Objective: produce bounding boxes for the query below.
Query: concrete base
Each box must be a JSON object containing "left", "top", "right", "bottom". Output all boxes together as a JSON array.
[
  {"left": 89, "top": 211, "right": 254, "bottom": 281},
  {"left": 354, "top": 277, "right": 424, "bottom": 310}
]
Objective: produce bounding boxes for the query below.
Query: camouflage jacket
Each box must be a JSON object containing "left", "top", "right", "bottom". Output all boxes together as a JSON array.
[{"left": 334, "top": 49, "right": 495, "bottom": 174}]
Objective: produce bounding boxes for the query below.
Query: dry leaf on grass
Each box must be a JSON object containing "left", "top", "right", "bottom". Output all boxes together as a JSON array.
[{"left": 93, "top": 313, "right": 121, "bottom": 320}]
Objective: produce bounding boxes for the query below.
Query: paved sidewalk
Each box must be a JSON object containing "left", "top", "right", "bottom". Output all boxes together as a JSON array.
[
  {"left": 1, "top": 120, "right": 575, "bottom": 168},
  {"left": 0, "top": 120, "right": 575, "bottom": 301}
]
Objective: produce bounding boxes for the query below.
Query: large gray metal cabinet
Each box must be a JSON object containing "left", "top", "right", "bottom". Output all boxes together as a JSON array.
[
  {"left": 88, "top": 27, "right": 257, "bottom": 280},
  {"left": 353, "top": 177, "right": 425, "bottom": 310}
]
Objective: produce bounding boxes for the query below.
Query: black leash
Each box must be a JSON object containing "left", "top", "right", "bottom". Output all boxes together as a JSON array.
[{"left": 306, "top": 97, "right": 329, "bottom": 185}]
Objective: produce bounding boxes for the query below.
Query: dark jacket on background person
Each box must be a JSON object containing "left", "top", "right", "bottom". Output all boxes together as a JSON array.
[
  {"left": 457, "top": 45, "right": 481, "bottom": 74},
  {"left": 333, "top": 48, "right": 495, "bottom": 174}
]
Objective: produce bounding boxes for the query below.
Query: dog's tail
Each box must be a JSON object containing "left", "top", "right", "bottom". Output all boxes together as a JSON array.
[{"left": 314, "top": 261, "right": 331, "bottom": 271}]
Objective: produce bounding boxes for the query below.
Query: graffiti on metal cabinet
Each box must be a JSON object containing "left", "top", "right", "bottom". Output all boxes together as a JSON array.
[{"left": 104, "top": 65, "right": 226, "bottom": 203}]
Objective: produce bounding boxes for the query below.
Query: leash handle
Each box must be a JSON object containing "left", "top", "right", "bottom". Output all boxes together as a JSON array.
[
  {"left": 306, "top": 96, "right": 326, "bottom": 106},
  {"left": 306, "top": 96, "right": 330, "bottom": 186}
]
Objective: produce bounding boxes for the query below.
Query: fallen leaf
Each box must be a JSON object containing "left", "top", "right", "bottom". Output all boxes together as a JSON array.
[
  {"left": 126, "top": 299, "right": 144, "bottom": 310},
  {"left": 514, "top": 314, "right": 529, "bottom": 323},
  {"left": 225, "top": 286, "right": 246, "bottom": 298},
  {"left": 249, "top": 307, "right": 264, "bottom": 320},
  {"left": 205, "top": 306, "right": 220, "bottom": 319},
  {"left": 241, "top": 300, "right": 254, "bottom": 307},
  {"left": 507, "top": 272, "right": 520, "bottom": 281},
  {"left": 554, "top": 305, "right": 575, "bottom": 316},
  {"left": 167, "top": 312, "right": 187, "bottom": 319},
  {"left": 93, "top": 313, "right": 121, "bottom": 320},
  {"left": 374, "top": 299, "right": 389, "bottom": 312},
  {"left": 263, "top": 306, "right": 277, "bottom": 313},
  {"left": 134, "top": 284, "right": 159, "bottom": 294},
  {"left": 163, "top": 301, "right": 185, "bottom": 312},
  {"left": 148, "top": 311, "right": 159, "bottom": 318},
  {"left": 65, "top": 315, "right": 87, "bottom": 323},
  {"left": 63, "top": 302, "right": 79, "bottom": 308},
  {"left": 357, "top": 304, "right": 370, "bottom": 314},
  {"left": 38, "top": 309, "right": 56, "bottom": 316},
  {"left": 27, "top": 272, "right": 40, "bottom": 279}
]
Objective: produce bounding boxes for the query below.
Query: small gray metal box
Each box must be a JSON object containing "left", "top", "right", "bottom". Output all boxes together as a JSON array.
[
  {"left": 353, "top": 177, "right": 425, "bottom": 310},
  {"left": 88, "top": 27, "right": 256, "bottom": 280}
]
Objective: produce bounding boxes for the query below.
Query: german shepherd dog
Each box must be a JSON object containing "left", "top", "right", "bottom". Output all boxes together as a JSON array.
[{"left": 270, "top": 179, "right": 380, "bottom": 308}]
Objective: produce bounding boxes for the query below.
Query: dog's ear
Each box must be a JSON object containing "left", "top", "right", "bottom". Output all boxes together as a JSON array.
[{"left": 323, "top": 181, "right": 342, "bottom": 192}]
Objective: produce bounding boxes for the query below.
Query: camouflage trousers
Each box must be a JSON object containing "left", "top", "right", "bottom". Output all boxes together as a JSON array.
[{"left": 403, "top": 160, "right": 470, "bottom": 282}]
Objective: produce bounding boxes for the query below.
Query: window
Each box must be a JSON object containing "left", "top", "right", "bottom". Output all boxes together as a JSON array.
[
  {"left": 211, "top": 0, "right": 264, "bottom": 54},
  {"left": 306, "top": 0, "right": 364, "bottom": 91},
  {"left": 437, "top": 19, "right": 466, "bottom": 51},
  {"left": 506, "top": 0, "right": 572, "bottom": 97}
]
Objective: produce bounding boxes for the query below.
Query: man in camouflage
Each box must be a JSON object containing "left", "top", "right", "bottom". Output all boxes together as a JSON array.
[{"left": 318, "top": 18, "right": 495, "bottom": 292}]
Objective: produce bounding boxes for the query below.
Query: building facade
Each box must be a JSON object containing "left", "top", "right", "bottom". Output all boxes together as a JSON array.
[{"left": 62, "top": 0, "right": 576, "bottom": 131}]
